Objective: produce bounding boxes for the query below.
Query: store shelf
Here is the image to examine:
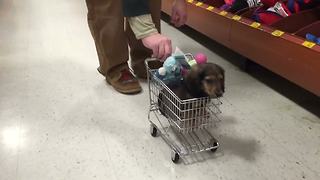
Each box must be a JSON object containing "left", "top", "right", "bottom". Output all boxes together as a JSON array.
[{"left": 162, "top": 0, "right": 320, "bottom": 96}]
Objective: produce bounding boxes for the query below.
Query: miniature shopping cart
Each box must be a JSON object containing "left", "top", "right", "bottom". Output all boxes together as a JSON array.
[{"left": 145, "top": 58, "right": 222, "bottom": 163}]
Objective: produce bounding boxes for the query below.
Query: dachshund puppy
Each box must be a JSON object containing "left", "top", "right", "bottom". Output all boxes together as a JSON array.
[
  {"left": 158, "top": 63, "right": 225, "bottom": 128},
  {"left": 172, "top": 62, "right": 225, "bottom": 100}
]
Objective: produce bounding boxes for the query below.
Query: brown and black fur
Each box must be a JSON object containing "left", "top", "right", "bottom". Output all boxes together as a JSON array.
[
  {"left": 172, "top": 62, "right": 225, "bottom": 100},
  {"left": 158, "top": 63, "right": 225, "bottom": 119}
]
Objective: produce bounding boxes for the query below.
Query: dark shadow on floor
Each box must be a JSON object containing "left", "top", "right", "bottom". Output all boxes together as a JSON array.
[{"left": 161, "top": 13, "right": 320, "bottom": 118}]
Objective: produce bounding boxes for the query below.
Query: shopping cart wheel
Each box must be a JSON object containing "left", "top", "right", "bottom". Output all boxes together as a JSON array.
[
  {"left": 150, "top": 124, "right": 158, "bottom": 137},
  {"left": 211, "top": 141, "right": 219, "bottom": 152},
  {"left": 171, "top": 150, "right": 180, "bottom": 163}
]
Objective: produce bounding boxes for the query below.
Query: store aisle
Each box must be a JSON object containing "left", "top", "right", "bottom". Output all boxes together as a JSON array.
[{"left": 0, "top": 0, "right": 319, "bottom": 180}]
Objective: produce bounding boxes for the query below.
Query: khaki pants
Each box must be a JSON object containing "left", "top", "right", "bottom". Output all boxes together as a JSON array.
[{"left": 85, "top": 0, "right": 161, "bottom": 79}]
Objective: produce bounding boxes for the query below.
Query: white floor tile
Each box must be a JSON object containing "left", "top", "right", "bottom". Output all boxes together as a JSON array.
[{"left": 0, "top": 0, "right": 319, "bottom": 180}]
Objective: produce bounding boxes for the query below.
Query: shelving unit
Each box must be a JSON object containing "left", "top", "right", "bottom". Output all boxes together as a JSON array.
[{"left": 162, "top": 0, "right": 320, "bottom": 96}]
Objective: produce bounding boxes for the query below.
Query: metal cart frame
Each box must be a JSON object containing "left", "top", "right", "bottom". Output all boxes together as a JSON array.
[{"left": 145, "top": 58, "right": 222, "bottom": 163}]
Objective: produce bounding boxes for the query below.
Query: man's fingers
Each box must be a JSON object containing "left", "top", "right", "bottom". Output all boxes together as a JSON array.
[
  {"left": 178, "top": 14, "right": 187, "bottom": 27},
  {"left": 171, "top": 9, "right": 176, "bottom": 23},
  {"left": 175, "top": 17, "right": 181, "bottom": 27},
  {"left": 152, "top": 45, "right": 159, "bottom": 59},
  {"left": 141, "top": 33, "right": 172, "bottom": 61},
  {"left": 177, "top": 19, "right": 184, "bottom": 27},
  {"left": 158, "top": 41, "right": 165, "bottom": 60},
  {"left": 164, "top": 43, "right": 171, "bottom": 60}
]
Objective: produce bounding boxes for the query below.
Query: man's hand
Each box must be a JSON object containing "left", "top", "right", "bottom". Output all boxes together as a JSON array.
[
  {"left": 142, "top": 33, "right": 172, "bottom": 61},
  {"left": 171, "top": 0, "right": 188, "bottom": 27}
]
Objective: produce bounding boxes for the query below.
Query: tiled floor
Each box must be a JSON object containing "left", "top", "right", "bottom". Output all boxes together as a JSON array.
[{"left": 0, "top": 0, "right": 319, "bottom": 180}]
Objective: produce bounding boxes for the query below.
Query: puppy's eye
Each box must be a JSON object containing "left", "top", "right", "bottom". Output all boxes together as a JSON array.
[{"left": 205, "top": 79, "right": 217, "bottom": 84}]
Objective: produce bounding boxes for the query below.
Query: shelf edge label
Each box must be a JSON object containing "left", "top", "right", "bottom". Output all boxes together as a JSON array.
[
  {"left": 206, "top": 6, "right": 214, "bottom": 11},
  {"left": 302, "top": 41, "right": 316, "bottom": 49},
  {"left": 219, "top": 11, "right": 228, "bottom": 16},
  {"left": 232, "top": 15, "right": 241, "bottom": 21},
  {"left": 272, "top": 30, "right": 284, "bottom": 37},
  {"left": 195, "top": 2, "right": 203, "bottom": 6},
  {"left": 250, "top": 22, "right": 261, "bottom": 29}
]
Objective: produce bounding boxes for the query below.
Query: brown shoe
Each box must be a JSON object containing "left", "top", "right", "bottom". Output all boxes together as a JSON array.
[
  {"left": 132, "top": 60, "right": 163, "bottom": 79},
  {"left": 106, "top": 69, "right": 142, "bottom": 94}
]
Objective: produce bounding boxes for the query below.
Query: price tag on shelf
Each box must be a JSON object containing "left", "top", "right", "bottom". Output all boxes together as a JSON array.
[
  {"left": 196, "top": 2, "right": 203, "bottom": 6},
  {"left": 302, "top": 41, "right": 316, "bottom": 49},
  {"left": 219, "top": 11, "right": 228, "bottom": 16},
  {"left": 232, "top": 15, "right": 241, "bottom": 21},
  {"left": 206, "top": 6, "right": 214, "bottom": 11},
  {"left": 187, "top": 0, "right": 194, "bottom": 3},
  {"left": 250, "top": 22, "right": 261, "bottom": 29},
  {"left": 272, "top": 30, "right": 284, "bottom": 37}
]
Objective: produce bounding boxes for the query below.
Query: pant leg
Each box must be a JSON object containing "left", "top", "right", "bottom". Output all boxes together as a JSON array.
[
  {"left": 125, "top": 0, "right": 162, "bottom": 67},
  {"left": 85, "top": 0, "right": 129, "bottom": 78}
]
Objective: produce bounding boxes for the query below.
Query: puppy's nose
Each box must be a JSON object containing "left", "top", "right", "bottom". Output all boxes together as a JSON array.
[{"left": 216, "top": 91, "right": 223, "bottom": 97}]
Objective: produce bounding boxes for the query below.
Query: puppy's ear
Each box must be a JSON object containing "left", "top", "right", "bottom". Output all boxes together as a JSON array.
[
  {"left": 217, "top": 65, "right": 225, "bottom": 93},
  {"left": 184, "top": 64, "right": 204, "bottom": 95}
]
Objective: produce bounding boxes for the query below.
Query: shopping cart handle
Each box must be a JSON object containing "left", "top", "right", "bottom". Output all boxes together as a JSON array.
[
  {"left": 145, "top": 57, "right": 159, "bottom": 64},
  {"left": 145, "top": 58, "right": 160, "bottom": 69}
]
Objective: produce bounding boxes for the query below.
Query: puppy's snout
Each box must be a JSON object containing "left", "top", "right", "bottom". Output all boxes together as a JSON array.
[{"left": 216, "top": 90, "right": 223, "bottom": 97}]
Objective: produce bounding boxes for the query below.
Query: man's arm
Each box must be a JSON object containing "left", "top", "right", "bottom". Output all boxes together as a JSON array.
[
  {"left": 128, "top": 14, "right": 172, "bottom": 61},
  {"left": 124, "top": 0, "right": 187, "bottom": 40},
  {"left": 123, "top": 0, "right": 170, "bottom": 60},
  {"left": 123, "top": 0, "right": 188, "bottom": 60},
  {"left": 128, "top": 14, "right": 158, "bottom": 40},
  {"left": 123, "top": 0, "right": 158, "bottom": 40}
]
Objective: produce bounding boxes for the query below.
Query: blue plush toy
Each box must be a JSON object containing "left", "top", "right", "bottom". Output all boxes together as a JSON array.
[
  {"left": 155, "top": 56, "right": 183, "bottom": 86},
  {"left": 306, "top": 33, "right": 320, "bottom": 45}
]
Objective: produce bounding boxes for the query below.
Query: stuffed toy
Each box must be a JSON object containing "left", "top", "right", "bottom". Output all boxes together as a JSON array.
[
  {"left": 253, "top": 1, "right": 292, "bottom": 25},
  {"left": 229, "top": 0, "right": 262, "bottom": 13},
  {"left": 306, "top": 33, "right": 320, "bottom": 45},
  {"left": 156, "top": 56, "right": 183, "bottom": 86},
  {"left": 220, "top": 0, "right": 236, "bottom": 10},
  {"left": 155, "top": 52, "right": 208, "bottom": 85}
]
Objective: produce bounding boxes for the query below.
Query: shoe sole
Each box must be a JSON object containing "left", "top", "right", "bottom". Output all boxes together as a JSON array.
[
  {"left": 97, "top": 67, "right": 105, "bottom": 76},
  {"left": 105, "top": 77, "right": 142, "bottom": 94}
]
